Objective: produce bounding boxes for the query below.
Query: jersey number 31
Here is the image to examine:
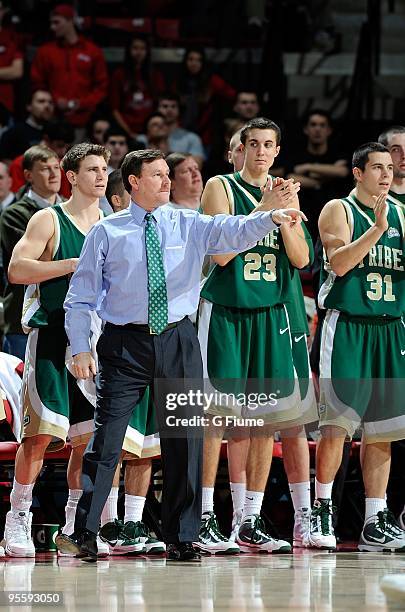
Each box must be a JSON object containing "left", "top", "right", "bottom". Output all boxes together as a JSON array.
[{"left": 366, "top": 273, "right": 396, "bottom": 302}]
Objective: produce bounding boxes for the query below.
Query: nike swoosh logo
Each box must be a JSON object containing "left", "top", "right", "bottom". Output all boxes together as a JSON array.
[
  {"left": 294, "top": 335, "right": 306, "bottom": 343},
  {"left": 246, "top": 497, "right": 254, "bottom": 500},
  {"left": 365, "top": 534, "right": 387, "bottom": 544},
  {"left": 401, "top": 350, "right": 405, "bottom": 355},
  {"left": 279, "top": 327, "right": 289, "bottom": 335}
]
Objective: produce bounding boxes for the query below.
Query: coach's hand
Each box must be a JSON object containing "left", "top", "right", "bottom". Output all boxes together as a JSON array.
[
  {"left": 259, "top": 177, "right": 300, "bottom": 210},
  {"left": 73, "top": 352, "right": 97, "bottom": 379},
  {"left": 272, "top": 208, "right": 308, "bottom": 228}
]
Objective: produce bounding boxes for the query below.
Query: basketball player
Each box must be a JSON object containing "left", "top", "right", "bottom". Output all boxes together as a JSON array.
[
  {"left": 197, "top": 117, "right": 315, "bottom": 553},
  {"left": 309, "top": 142, "right": 405, "bottom": 552}
]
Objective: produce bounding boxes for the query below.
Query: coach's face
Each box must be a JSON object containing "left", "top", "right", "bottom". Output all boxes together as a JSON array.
[{"left": 131, "top": 159, "right": 171, "bottom": 209}]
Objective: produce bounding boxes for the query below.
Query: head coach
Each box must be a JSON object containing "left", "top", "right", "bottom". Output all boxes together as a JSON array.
[{"left": 60, "top": 148, "right": 305, "bottom": 561}]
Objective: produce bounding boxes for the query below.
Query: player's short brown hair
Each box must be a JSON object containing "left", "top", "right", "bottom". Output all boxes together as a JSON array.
[{"left": 61, "top": 142, "right": 110, "bottom": 173}]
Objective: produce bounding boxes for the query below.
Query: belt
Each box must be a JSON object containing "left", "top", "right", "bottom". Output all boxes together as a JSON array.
[{"left": 104, "top": 318, "right": 186, "bottom": 335}]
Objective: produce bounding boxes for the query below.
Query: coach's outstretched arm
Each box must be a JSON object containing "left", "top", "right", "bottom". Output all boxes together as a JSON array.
[
  {"left": 195, "top": 208, "right": 307, "bottom": 257},
  {"left": 64, "top": 224, "right": 106, "bottom": 378}
]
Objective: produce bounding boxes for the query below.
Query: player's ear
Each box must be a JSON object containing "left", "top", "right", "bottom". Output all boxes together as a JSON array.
[
  {"left": 274, "top": 146, "right": 280, "bottom": 158},
  {"left": 353, "top": 166, "right": 362, "bottom": 182},
  {"left": 65, "top": 170, "right": 76, "bottom": 186}
]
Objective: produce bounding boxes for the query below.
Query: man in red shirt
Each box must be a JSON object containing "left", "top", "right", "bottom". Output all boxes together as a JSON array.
[
  {"left": 31, "top": 4, "right": 108, "bottom": 130},
  {"left": 0, "top": 1, "right": 23, "bottom": 114}
]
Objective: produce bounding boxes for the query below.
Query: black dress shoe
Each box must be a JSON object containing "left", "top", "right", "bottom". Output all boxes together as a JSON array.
[
  {"left": 56, "top": 529, "right": 98, "bottom": 562},
  {"left": 167, "top": 542, "right": 201, "bottom": 562}
]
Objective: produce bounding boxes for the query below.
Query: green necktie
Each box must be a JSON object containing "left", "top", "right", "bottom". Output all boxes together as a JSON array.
[{"left": 145, "top": 213, "right": 168, "bottom": 334}]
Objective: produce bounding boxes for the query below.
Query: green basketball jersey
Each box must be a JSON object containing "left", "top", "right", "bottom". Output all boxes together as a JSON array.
[
  {"left": 22, "top": 204, "right": 103, "bottom": 329},
  {"left": 201, "top": 172, "right": 312, "bottom": 333},
  {"left": 388, "top": 190, "right": 405, "bottom": 208},
  {"left": 319, "top": 194, "right": 405, "bottom": 317}
]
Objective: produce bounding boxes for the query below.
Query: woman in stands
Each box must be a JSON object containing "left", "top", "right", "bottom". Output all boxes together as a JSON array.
[
  {"left": 173, "top": 47, "right": 235, "bottom": 152},
  {"left": 110, "top": 34, "right": 165, "bottom": 140}
]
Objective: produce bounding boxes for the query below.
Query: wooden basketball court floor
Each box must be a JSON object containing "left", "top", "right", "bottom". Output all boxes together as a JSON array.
[{"left": 1, "top": 547, "right": 405, "bottom": 611}]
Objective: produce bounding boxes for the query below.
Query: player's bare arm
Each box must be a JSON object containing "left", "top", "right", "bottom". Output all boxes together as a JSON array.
[
  {"left": 8, "top": 209, "right": 78, "bottom": 284},
  {"left": 201, "top": 176, "right": 235, "bottom": 266},
  {"left": 319, "top": 195, "right": 387, "bottom": 277}
]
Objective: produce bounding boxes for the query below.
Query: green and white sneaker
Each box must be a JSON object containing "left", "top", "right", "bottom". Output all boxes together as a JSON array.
[
  {"left": 123, "top": 521, "right": 166, "bottom": 554},
  {"left": 195, "top": 512, "right": 240, "bottom": 555},
  {"left": 358, "top": 510, "right": 405, "bottom": 552},
  {"left": 236, "top": 514, "right": 291, "bottom": 553},
  {"left": 99, "top": 519, "right": 146, "bottom": 555},
  {"left": 308, "top": 499, "right": 336, "bottom": 550}
]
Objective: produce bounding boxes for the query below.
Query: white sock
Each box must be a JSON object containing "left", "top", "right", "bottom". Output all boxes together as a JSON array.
[
  {"left": 230, "top": 482, "right": 246, "bottom": 515},
  {"left": 365, "top": 498, "right": 386, "bottom": 522},
  {"left": 10, "top": 478, "right": 34, "bottom": 514},
  {"left": 202, "top": 487, "right": 214, "bottom": 515},
  {"left": 101, "top": 487, "right": 119, "bottom": 527},
  {"left": 124, "top": 495, "right": 145, "bottom": 524},
  {"left": 315, "top": 478, "right": 333, "bottom": 500},
  {"left": 242, "top": 490, "right": 264, "bottom": 520},
  {"left": 62, "top": 489, "right": 82, "bottom": 535},
  {"left": 289, "top": 481, "right": 311, "bottom": 513}
]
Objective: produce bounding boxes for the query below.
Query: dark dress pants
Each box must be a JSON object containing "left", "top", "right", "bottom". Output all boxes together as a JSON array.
[{"left": 74, "top": 317, "right": 203, "bottom": 543}]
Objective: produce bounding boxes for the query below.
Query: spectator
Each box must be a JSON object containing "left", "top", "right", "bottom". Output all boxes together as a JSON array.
[
  {"left": 0, "top": 0, "right": 23, "bottom": 115},
  {"left": 0, "top": 145, "right": 62, "bottom": 360},
  {"left": 105, "top": 169, "right": 130, "bottom": 213},
  {"left": 104, "top": 127, "right": 130, "bottom": 173},
  {"left": 8, "top": 119, "right": 74, "bottom": 198},
  {"left": 166, "top": 152, "right": 203, "bottom": 211},
  {"left": 285, "top": 109, "right": 349, "bottom": 240},
  {"left": 30, "top": 3, "right": 108, "bottom": 133},
  {"left": 137, "top": 112, "right": 170, "bottom": 155},
  {"left": 88, "top": 116, "right": 111, "bottom": 145},
  {"left": 157, "top": 93, "right": 205, "bottom": 167},
  {"left": 0, "top": 162, "right": 14, "bottom": 211},
  {"left": 203, "top": 119, "right": 244, "bottom": 179},
  {"left": 0, "top": 161, "right": 14, "bottom": 295},
  {"left": 0, "top": 90, "right": 55, "bottom": 161},
  {"left": 233, "top": 90, "right": 260, "bottom": 122},
  {"left": 110, "top": 34, "right": 165, "bottom": 140},
  {"left": 174, "top": 47, "right": 236, "bottom": 149}
]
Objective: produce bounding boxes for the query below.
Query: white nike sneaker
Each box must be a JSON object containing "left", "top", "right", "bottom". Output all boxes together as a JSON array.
[
  {"left": 308, "top": 499, "right": 336, "bottom": 550},
  {"left": 293, "top": 508, "right": 311, "bottom": 547},
  {"left": 358, "top": 510, "right": 405, "bottom": 552},
  {"left": 230, "top": 510, "right": 243, "bottom": 542},
  {"left": 4, "top": 511, "right": 36, "bottom": 557}
]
